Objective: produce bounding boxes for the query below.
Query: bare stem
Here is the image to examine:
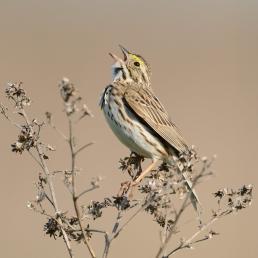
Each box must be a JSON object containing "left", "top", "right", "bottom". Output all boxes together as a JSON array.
[
  {"left": 36, "top": 145, "right": 73, "bottom": 257},
  {"left": 155, "top": 160, "right": 212, "bottom": 258},
  {"left": 102, "top": 197, "right": 153, "bottom": 258},
  {"left": 68, "top": 118, "right": 96, "bottom": 258},
  {"left": 0, "top": 103, "right": 22, "bottom": 129},
  {"left": 21, "top": 108, "right": 74, "bottom": 257},
  {"left": 74, "top": 142, "right": 94, "bottom": 156},
  {"left": 156, "top": 193, "right": 190, "bottom": 258},
  {"left": 112, "top": 204, "right": 145, "bottom": 240},
  {"left": 51, "top": 123, "right": 69, "bottom": 141},
  {"left": 166, "top": 216, "right": 218, "bottom": 257},
  {"left": 28, "top": 150, "right": 44, "bottom": 169},
  {"left": 76, "top": 185, "right": 100, "bottom": 200}
]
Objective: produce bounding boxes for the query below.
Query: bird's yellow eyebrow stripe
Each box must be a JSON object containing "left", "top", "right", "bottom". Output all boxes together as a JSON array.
[{"left": 131, "top": 54, "right": 144, "bottom": 64}]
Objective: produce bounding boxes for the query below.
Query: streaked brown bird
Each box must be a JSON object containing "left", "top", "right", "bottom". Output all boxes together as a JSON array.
[{"left": 100, "top": 45, "right": 200, "bottom": 211}]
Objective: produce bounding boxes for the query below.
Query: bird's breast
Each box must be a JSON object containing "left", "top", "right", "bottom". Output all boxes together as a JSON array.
[{"left": 101, "top": 86, "right": 169, "bottom": 161}]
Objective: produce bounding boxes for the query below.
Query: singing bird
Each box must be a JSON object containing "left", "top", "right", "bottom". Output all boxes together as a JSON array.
[{"left": 100, "top": 46, "right": 200, "bottom": 211}]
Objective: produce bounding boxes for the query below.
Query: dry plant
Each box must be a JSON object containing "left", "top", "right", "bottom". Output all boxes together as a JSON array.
[{"left": 0, "top": 79, "right": 253, "bottom": 258}]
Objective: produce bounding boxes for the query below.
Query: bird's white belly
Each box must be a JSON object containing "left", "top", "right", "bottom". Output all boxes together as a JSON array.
[{"left": 102, "top": 92, "right": 168, "bottom": 160}]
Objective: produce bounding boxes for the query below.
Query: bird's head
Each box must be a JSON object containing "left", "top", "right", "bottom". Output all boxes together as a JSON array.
[{"left": 109, "top": 45, "right": 151, "bottom": 85}]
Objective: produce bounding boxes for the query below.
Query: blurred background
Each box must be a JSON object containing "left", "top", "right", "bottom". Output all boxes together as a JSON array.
[{"left": 0, "top": 0, "right": 257, "bottom": 257}]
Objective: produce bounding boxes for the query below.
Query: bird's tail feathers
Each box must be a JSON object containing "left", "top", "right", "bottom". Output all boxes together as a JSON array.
[{"left": 182, "top": 172, "right": 202, "bottom": 213}]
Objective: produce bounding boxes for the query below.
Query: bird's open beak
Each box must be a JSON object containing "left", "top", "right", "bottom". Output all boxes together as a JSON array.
[
  {"left": 119, "top": 45, "right": 130, "bottom": 60},
  {"left": 109, "top": 45, "right": 131, "bottom": 63},
  {"left": 109, "top": 52, "right": 124, "bottom": 63}
]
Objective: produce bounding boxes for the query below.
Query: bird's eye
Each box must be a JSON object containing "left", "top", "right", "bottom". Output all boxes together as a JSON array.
[{"left": 134, "top": 61, "right": 140, "bottom": 67}]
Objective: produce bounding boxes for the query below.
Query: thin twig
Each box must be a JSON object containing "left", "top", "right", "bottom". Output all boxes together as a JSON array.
[
  {"left": 76, "top": 185, "right": 100, "bottom": 200},
  {"left": 156, "top": 160, "right": 212, "bottom": 258},
  {"left": 166, "top": 217, "right": 218, "bottom": 257},
  {"left": 156, "top": 192, "right": 190, "bottom": 258},
  {"left": 160, "top": 207, "right": 169, "bottom": 257},
  {"left": 112, "top": 205, "right": 145, "bottom": 240},
  {"left": 44, "top": 192, "right": 55, "bottom": 208},
  {"left": 51, "top": 123, "right": 68, "bottom": 141},
  {"left": 74, "top": 142, "right": 94, "bottom": 156},
  {"left": 0, "top": 104, "right": 22, "bottom": 129},
  {"left": 102, "top": 197, "right": 154, "bottom": 258},
  {"left": 68, "top": 118, "right": 96, "bottom": 258},
  {"left": 21, "top": 109, "right": 73, "bottom": 258},
  {"left": 28, "top": 150, "right": 44, "bottom": 169},
  {"left": 36, "top": 145, "right": 74, "bottom": 257}
]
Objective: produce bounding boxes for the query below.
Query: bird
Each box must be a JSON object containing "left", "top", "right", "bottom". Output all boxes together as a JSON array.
[{"left": 100, "top": 45, "right": 201, "bottom": 212}]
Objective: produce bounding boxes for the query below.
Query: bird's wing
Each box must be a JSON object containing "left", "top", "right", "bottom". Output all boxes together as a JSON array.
[{"left": 124, "top": 87, "right": 189, "bottom": 154}]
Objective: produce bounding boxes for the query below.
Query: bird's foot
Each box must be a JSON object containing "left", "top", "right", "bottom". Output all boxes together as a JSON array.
[
  {"left": 117, "top": 181, "right": 131, "bottom": 197},
  {"left": 117, "top": 180, "right": 139, "bottom": 198}
]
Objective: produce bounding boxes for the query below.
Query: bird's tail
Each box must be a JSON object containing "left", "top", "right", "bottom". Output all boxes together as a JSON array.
[
  {"left": 182, "top": 171, "right": 202, "bottom": 213},
  {"left": 168, "top": 157, "right": 202, "bottom": 222}
]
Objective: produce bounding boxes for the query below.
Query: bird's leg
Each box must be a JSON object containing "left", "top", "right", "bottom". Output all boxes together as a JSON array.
[
  {"left": 126, "top": 160, "right": 159, "bottom": 198},
  {"left": 118, "top": 160, "right": 158, "bottom": 198},
  {"left": 132, "top": 159, "right": 159, "bottom": 185},
  {"left": 117, "top": 153, "right": 144, "bottom": 197},
  {"left": 117, "top": 181, "right": 132, "bottom": 197}
]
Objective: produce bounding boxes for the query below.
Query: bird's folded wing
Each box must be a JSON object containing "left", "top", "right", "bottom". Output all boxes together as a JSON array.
[{"left": 124, "top": 87, "right": 189, "bottom": 154}]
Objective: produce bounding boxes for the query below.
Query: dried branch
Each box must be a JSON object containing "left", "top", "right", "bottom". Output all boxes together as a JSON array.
[
  {"left": 23, "top": 111, "right": 73, "bottom": 257},
  {"left": 76, "top": 184, "right": 100, "bottom": 200},
  {"left": 165, "top": 218, "right": 218, "bottom": 257},
  {"left": 68, "top": 118, "right": 96, "bottom": 258},
  {"left": 1, "top": 80, "right": 253, "bottom": 258},
  {"left": 47, "top": 117, "right": 69, "bottom": 141},
  {"left": 102, "top": 193, "right": 157, "bottom": 258},
  {"left": 74, "top": 142, "right": 94, "bottom": 156},
  {"left": 155, "top": 157, "right": 214, "bottom": 258}
]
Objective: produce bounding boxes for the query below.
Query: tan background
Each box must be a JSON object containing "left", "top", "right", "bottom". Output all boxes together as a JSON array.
[{"left": 0, "top": 0, "right": 257, "bottom": 257}]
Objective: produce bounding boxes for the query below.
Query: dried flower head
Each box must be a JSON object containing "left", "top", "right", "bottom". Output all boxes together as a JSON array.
[
  {"left": 44, "top": 218, "right": 62, "bottom": 239},
  {"left": 5, "top": 82, "right": 31, "bottom": 108},
  {"left": 59, "top": 78, "right": 76, "bottom": 102},
  {"left": 11, "top": 125, "right": 38, "bottom": 153}
]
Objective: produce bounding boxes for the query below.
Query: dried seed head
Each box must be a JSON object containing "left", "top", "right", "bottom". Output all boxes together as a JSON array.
[{"left": 5, "top": 82, "right": 31, "bottom": 108}]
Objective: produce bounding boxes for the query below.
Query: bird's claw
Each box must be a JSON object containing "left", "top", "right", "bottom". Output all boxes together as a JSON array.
[
  {"left": 117, "top": 181, "right": 131, "bottom": 197},
  {"left": 117, "top": 180, "right": 138, "bottom": 198}
]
